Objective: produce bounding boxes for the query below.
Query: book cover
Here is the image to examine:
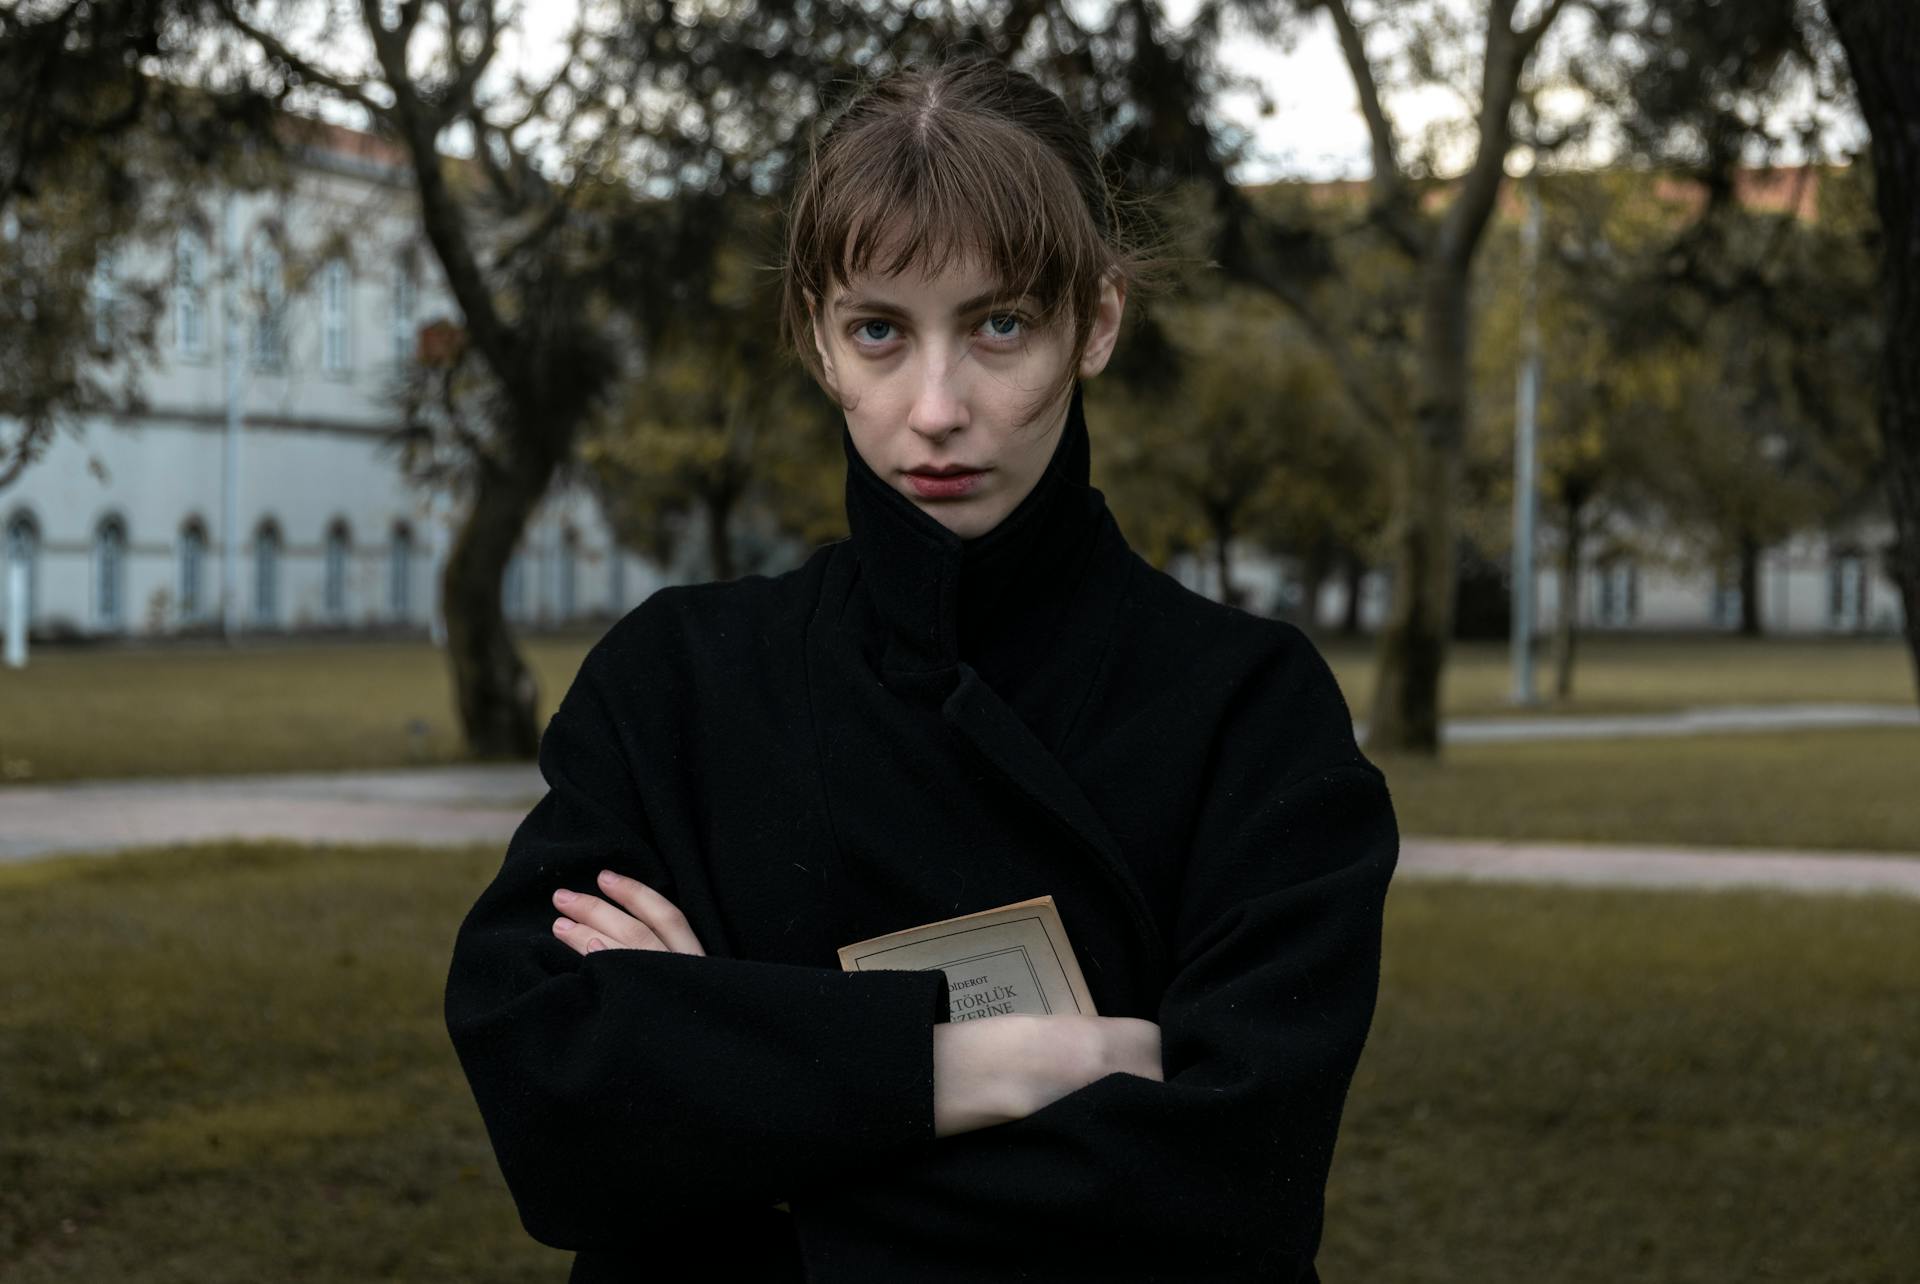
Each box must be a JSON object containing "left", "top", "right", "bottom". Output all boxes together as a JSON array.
[{"left": 835, "top": 894, "right": 1099, "bottom": 1021}]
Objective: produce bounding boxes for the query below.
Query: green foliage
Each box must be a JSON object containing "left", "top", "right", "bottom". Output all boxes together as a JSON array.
[
  {"left": 1092, "top": 282, "right": 1390, "bottom": 579},
  {"left": 581, "top": 200, "right": 846, "bottom": 570}
]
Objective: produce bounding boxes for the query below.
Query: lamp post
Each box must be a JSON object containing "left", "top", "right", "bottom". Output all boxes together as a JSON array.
[{"left": 1510, "top": 172, "right": 1543, "bottom": 707}]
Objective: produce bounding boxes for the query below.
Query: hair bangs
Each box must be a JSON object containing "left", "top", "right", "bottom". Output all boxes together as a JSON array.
[
  {"left": 824, "top": 118, "right": 1095, "bottom": 341},
  {"left": 777, "top": 54, "right": 1179, "bottom": 411}
]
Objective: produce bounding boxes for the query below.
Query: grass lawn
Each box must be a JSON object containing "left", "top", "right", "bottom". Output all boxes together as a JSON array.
[
  {"left": 0, "top": 633, "right": 600, "bottom": 784},
  {"left": 1376, "top": 726, "right": 1920, "bottom": 854},
  {"left": 0, "top": 630, "right": 1911, "bottom": 785},
  {"left": 1319, "top": 632, "right": 1916, "bottom": 719},
  {"left": 3, "top": 842, "right": 1914, "bottom": 1282}
]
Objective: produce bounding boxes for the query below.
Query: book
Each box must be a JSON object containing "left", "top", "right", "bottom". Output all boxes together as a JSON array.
[
  {"left": 770, "top": 897, "right": 1097, "bottom": 1214},
  {"left": 835, "top": 894, "right": 1099, "bottom": 1021}
]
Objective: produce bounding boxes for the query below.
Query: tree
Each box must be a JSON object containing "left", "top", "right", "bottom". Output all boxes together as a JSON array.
[
  {"left": 1, "top": 1, "right": 277, "bottom": 494},
  {"left": 1198, "top": 0, "right": 1581, "bottom": 754},
  {"left": 1824, "top": 0, "right": 1920, "bottom": 702},
  {"left": 581, "top": 214, "right": 844, "bottom": 584}
]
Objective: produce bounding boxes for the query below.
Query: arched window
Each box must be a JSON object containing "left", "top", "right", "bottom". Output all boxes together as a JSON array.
[
  {"left": 4, "top": 510, "right": 40, "bottom": 630},
  {"left": 1711, "top": 562, "right": 1742, "bottom": 630},
  {"left": 253, "top": 518, "right": 282, "bottom": 626},
  {"left": 249, "top": 230, "right": 287, "bottom": 370},
  {"left": 175, "top": 228, "right": 209, "bottom": 358},
  {"left": 558, "top": 527, "right": 579, "bottom": 619},
  {"left": 1595, "top": 556, "right": 1638, "bottom": 627},
  {"left": 392, "top": 248, "right": 419, "bottom": 365},
  {"left": 1830, "top": 548, "right": 1867, "bottom": 632},
  {"left": 390, "top": 522, "right": 415, "bottom": 622},
  {"left": 502, "top": 549, "right": 526, "bottom": 622},
  {"left": 179, "top": 517, "right": 209, "bottom": 623},
  {"left": 324, "top": 519, "right": 352, "bottom": 622},
  {"left": 93, "top": 515, "right": 128, "bottom": 630},
  {"left": 321, "top": 258, "right": 352, "bottom": 374}
]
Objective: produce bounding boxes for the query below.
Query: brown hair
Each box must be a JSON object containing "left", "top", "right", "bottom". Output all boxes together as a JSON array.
[{"left": 778, "top": 52, "right": 1176, "bottom": 427}]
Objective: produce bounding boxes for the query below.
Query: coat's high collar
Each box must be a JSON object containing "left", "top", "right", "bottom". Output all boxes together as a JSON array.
[{"left": 841, "top": 381, "right": 1106, "bottom": 689}]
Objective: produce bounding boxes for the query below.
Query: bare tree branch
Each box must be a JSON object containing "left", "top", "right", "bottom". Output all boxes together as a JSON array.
[
  {"left": 1321, "top": 1, "right": 1401, "bottom": 195},
  {"left": 1515, "top": 0, "right": 1573, "bottom": 58},
  {"left": 211, "top": 1, "right": 382, "bottom": 114}
]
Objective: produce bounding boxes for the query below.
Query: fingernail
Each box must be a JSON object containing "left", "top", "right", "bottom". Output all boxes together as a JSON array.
[
  {"left": 587, "top": 939, "right": 605, "bottom": 952},
  {"left": 598, "top": 870, "right": 621, "bottom": 886},
  {"left": 554, "top": 889, "right": 574, "bottom": 903},
  {"left": 554, "top": 919, "right": 571, "bottom": 933}
]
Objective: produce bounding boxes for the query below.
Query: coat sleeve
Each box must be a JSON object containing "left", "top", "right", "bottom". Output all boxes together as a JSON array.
[
  {"left": 441, "top": 631, "right": 952, "bottom": 1252},
  {"left": 796, "top": 640, "right": 1398, "bottom": 1281}
]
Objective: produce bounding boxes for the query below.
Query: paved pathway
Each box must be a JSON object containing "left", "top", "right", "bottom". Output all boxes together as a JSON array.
[
  {"left": 0, "top": 764, "right": 541, "bottom": 862},
  {"left": 1354, "top": 700, "right": 1918, "bottom": 745},
  {"left": 3, "top": 749, "right": 1918, "bottom": 899},
  {"left": 1401, "top": 838, "right": 1920, "bottom": 899}
]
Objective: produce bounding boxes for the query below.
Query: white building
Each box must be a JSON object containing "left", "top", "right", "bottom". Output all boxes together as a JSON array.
[
  {"left": 1, "top": 124, "right": 660, "bottom": 643},
  {"left": 1175, "top": 516, "right": 1906, "bottom": 637}
]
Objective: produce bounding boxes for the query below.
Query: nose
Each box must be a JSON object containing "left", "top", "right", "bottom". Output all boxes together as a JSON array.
[{"left": 905, "top": 355, "right": 968, "bottom": 444}]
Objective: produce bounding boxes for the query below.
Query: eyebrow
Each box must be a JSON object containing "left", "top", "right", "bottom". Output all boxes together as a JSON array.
[{"left": 832, "top": 289, "right": 1026, "bottom": 318}]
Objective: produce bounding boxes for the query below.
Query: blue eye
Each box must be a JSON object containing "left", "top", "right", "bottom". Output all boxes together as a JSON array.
[{"left": 848, "top": 312, "right": 1027, "bottom": 348}]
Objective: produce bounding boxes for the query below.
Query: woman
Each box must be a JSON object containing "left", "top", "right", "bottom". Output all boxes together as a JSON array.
[{"left": 445, "top": 53, "right": 1398, "bottom": 1284}]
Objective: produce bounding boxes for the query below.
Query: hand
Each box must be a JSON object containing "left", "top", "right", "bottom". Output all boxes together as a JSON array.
[
  {"left": 551, "top": 869, "right": 707, "bottom": 956},
  {"left": 1025, "top": 1014, "right": 1164, "bottom": 1114},
  {"left": 935, "top": 1013, "right": 1164, "bottom": 1136}
]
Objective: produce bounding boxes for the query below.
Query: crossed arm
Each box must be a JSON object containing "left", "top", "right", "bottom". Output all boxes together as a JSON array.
[{"left": 548, "top": 867, "right": 1164, "bottom": 1139}]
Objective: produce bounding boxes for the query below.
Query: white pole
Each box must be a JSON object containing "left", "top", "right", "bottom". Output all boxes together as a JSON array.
[
  {"left": 220, "top": 188, "right": 243, "bottom": 642},
  {"left": 4, "top": 559, "right": 25, "bottom": 668},
  {"left": 1509, "top": 174, "right": 1542, "bottom": 707}
]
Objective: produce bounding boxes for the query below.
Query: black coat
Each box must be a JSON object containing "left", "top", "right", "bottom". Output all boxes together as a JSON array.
[{"left": 444, "top": 382, "right": 1400, "bottom": 1283}]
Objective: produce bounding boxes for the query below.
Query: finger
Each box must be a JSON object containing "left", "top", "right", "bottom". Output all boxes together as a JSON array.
[
  {"left": 594, "top": 870, "right": 707, "bottom": 956},
  {"left": 551, "top": 912, "right": 665, "bottom": 955},
  {"left": 550, "top": 890, "right": 667, "bottom": 952}
]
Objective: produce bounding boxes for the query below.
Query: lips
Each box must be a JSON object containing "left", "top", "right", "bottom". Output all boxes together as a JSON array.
[
  {"left": 904, "top": 468, "right": 985, "bottom": 499},
  {"left": 906, "top": 466, "right": 985, "bottom": 477}
]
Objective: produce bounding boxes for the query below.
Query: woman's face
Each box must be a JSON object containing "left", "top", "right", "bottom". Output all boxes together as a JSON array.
[{"left": 813, "top": 245, "right": 1125, "bottom": 539}]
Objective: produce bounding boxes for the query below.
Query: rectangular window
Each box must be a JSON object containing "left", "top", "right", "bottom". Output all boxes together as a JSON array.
[
  {"left": 176, "top": 232, "right": 208, "bottom": 358},
  {"left": 322, "top": 259, "right": 351, "bottom": 374},
  {"left": 250, "top": 239, "right": 287, "bottom": 371}
]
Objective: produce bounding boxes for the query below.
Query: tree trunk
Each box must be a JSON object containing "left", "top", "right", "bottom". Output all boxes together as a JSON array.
[
  {"left": 1298, "top": 532, "right": 1336, "bottom": 635},
  {"left": 704, "top": 485, "right": 738, "bottom": 583},
  {"left": 1340, "top": 549, "right": 1366, "bottom": 636},
  {"left": 1738, "top": 533, "right": 1763, "bottom": 637},
  {"left": 1366, "top": 264, "right": 1468, "bottom": 755},
  {"left": 1211, "top": 510, "right": 1239, "bottom": 609},
  {"left": 1552, "top": 500, "right": 1584, "bottom": 701},
  {"left": 1827, "top": 0, "right": 1920, "bottom": 706},
  {"left": 443, "top": 447, "right": 563, "bottom": 759}
]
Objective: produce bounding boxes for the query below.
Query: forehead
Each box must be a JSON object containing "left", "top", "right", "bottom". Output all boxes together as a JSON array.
[{"left": 829, "top": 242, "right": 1021, "bottom": 313}]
